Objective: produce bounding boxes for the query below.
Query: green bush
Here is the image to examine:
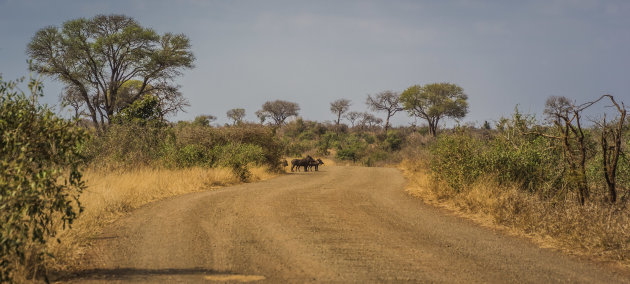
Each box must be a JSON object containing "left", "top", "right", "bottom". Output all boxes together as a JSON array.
[
  {"left": 430, "top": 132, "right": 486, "bottom": 191},
  {"left": 1, "top": 77, "right": 88, "bottom": 282},
  {"left": 86, "top": 122, "right": 284, "bottom": 172},
  {"left": 167, "top": 123, "right": 283, "bottom": 171},
  {"left": 385, "top": 130, "right": 404, "bottom": 151},
  {"left": 429, "top": 108, "right": 623, "bottom": 202},
  {"left": 335, "top": 134, "right": 367, "bottom": 162},
  {"left": 214, "top": 143, "right": 265, "bottom": 181},
  {"left": 111, "top": 94, "right": 164, "bottom": 127},
  {"left": 485, "top": 134, "right": 562, "bottom": 195},
  {"left": 283, "top": 137, "right": 312, "bottom": 157},
  {"left": 317, "top": 132, "right": 337, "bottom": 155},
  {"left": 85, "top": 123, "right": 166, "bottom": 168},
  {"left": 175, "top": 144, "right": 211, "bottom": 167},
  {"left": 430, "top": 124, "right": 564, "bottom": 195},
  {"left": 362, "top": 148, "right": 391, "bottom": 167}
]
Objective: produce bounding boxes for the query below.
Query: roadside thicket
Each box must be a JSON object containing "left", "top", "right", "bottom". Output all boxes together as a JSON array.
[
  {"left": 85, "top": 122, "right": 283, "bottom": 181},
  {"left": 1, "top": 77, "right": 88, "bottom": 282},
  {"left": 404, "top": 101, "right": 630, "bottom": 263}
]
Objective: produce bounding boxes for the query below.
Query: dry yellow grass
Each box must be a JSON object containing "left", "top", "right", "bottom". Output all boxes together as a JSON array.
[
  {"left": 48, "top": 166, "right": 276, "bottom": 272},
  {"left": 400, "top": 158, "right": 630, "bottom": 268}
]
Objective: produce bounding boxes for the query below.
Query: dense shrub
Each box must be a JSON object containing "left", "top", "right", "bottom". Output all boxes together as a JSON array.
[
  {"left": 85, "top": 122, "right": 284, "bottom": 173},
  {"left": 335, "top": 134, "right": 368, "bottom": 162},
  {"left": 283, "top": 137, "right": 313, "bottom": 157},
  {"left": 484, "top": 135, "right": 561, "bottom": 195},
  {"left": 384, "top": 130, "right": 404, "bottom": 151},
  {"left": 111, "top": 94, "right": 164, "bottom": 127},
  {"left": 430, "top": 131, "right": 487, "bottom": 191},
  {"left": 213, "top": 143, "right": 265, "bottom": 181},
  {"left": 1, "top": 78, "right": 87, "bottom": 282},
  {"left": 173, "top": 143, "right": 210, "bottom": 167},
  {"left": 429, "top": 110, "right": 630, "bottom": 203},
  {"left": 85, "top": 123, "right": 166, "bottom": 169}
]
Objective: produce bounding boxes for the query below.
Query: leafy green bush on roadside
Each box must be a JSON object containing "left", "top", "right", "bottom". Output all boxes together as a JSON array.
[
  {"left": 1, "top": 77, "right": 88, "bottom": 282},
  {"left": 86, "top": 122, "right": 284, "bottom": 173},
  {"left": 213, "top": 143, "right": 265, "bottom": 181},
  {"left": 335, "top": 134, "right": 368, "bottom": 162},
  {"left": 430, "top": 131, "right": 486, "bottom": 192},
  {"left": 429, "top": 118, "right": 561, "bottom": 195},
  {"left": 429, "top": 109, "right": 629, "bottom": 202}
]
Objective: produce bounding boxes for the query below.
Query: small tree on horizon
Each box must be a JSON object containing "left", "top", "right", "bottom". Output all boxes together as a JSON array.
[
  {"left": 359, "top": 112, "right": 383, "bottom": 129},
  {"left": 345, "top": 111, "right": 362, "bottom": 128},
  {"left": 227, "top": 108, "right": 246, "bottom": 125},
  {"left": 192, "top": 114, "right": 217, "bottom": 127},
  {"left": 366, "top": 91, "right": 402, "bottom": 132},
  {"left": 330, "top": 99, "right": 351, "bottom": 126},
  {"left": 400, "top": 82, "right": 469, "bottom": 137},
  {"left": 256, "top": 100, "right": 300, "bottom": 126}
]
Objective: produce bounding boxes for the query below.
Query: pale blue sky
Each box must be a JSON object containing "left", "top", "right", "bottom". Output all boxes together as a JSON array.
[{"left": 1, "top": 0, "right": 628, "bottom": 126}]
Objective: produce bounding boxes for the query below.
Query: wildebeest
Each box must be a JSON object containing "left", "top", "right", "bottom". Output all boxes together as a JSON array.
[
  {"left": 282, "top": 159, "right": 289, "bottom": 167},
  {"left": 308, "top": 158, "right": 324, "bottom": 171},
  {"left": 291, "top": 155, "right": 315, "bottom": 172}
]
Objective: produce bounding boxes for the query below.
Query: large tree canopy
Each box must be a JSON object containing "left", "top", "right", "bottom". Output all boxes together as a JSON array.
[
  {"left": 256, "top": 100, "right": 300, "bottom": 126},
  {"left": 27, "top": 14, "right": 194, "bottom": 132},
  {"left": 400, "top": 82, "right": 468, "bottom": 137}
]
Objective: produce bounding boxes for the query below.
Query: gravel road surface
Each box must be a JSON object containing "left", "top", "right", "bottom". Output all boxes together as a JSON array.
[{"left": 67, "top": 166, "right": 630, "bottom": 283}]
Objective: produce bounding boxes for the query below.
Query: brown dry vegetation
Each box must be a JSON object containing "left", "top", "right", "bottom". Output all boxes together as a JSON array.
[
  {"left": 400, "top": 158, "right": 630, "bottom": 267},
  {"left": 46, "top": 166, "right": 276, "bottom": 274}
]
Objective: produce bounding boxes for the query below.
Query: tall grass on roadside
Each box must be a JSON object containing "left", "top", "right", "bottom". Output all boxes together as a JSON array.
[
  {"left": 47, "top": 166, "right": 275, "bottom": 272},
  {"left": 402, "top": 158, "right": 630, "bottom": 263}
]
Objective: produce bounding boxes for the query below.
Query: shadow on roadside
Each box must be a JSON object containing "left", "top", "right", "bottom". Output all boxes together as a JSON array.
[{"left": 52, "top": 267, "right": 236, "bottom": 282}]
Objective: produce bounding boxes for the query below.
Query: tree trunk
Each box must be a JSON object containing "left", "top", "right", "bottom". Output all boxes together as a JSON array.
[
  {"left": 427, "top": 120, "right": 437, "bottom": 137},
  {"left": 600, "top": 96, "right": 626, "bottom": 204}
]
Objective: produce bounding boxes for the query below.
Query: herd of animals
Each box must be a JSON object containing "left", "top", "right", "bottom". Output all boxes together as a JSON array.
[{"left": 282, "top": 155, "right": 324, "bottom": 172}]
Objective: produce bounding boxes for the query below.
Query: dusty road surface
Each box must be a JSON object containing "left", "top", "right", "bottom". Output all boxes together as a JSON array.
[{"left": 67, "top": 166, "right": 630, "bottom": 283}]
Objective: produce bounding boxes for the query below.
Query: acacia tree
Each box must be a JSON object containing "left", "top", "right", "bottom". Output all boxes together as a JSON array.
[
  {"left": 255, "top": 110, "right": 267, "bottom": 124},
  {"left": 359, "top": 112, "right": 383, "bottom": 129},
  {"left": 192, "top": 114, "right": 217, "bottom": 127},
  {"left": 227, "top": 108, "right": 246, "bottom": 125},
  {"left": 400, "top": 83, "right": 468, "bottom": 137},
  {"left": 366, "top": 91, "right": 402, "bottom": 132},
  {"left": 59, "top": 85, "right": 86, "bottom": 121},
  {"left": 345, "top": 111, "right": 362, "bottom": 128},
  {"left": 27, "top": 14, "right": 195, "bottom": 133},
  {"left": 330, "top": 99, "right": 351, "bottom": 126},
  {"left": 256, "top": 100, "right": 300, "bottom": 126}
]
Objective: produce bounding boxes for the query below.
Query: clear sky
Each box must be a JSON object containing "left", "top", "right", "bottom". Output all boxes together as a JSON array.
[{"left": 1, "top": 0, "right": 628, "bottom": 126}]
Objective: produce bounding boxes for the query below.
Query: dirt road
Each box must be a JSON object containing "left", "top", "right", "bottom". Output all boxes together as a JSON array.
[{"left": 68, "top": 166, "right": 630, "bottom": 283}]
